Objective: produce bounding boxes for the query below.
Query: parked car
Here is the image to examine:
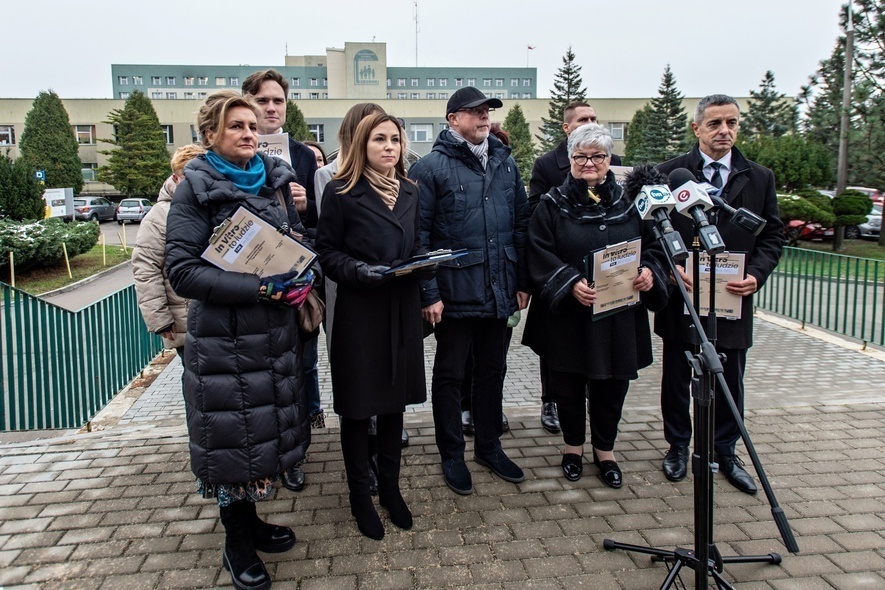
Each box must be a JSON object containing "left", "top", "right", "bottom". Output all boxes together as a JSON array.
[
  {"left": 116, "top": 198, "right": 153, "bottom": 224},
  {"left": 785, "top": 219, "right": 834, "bottom": 241},
  {"left": 846, "top": 205, "right": 882, "bottom": 240},
  {"left": 73, "top": 196, "right": 116, "bottom": 222},
  {"left": 846, "top": 186, "right": 883, "bottom": 205}
]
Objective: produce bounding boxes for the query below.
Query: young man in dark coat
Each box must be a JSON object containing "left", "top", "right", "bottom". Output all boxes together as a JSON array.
[
  {"left": 527, "top": 101, "right": 623, "bottom": 435},
  {"left": 410, "top": 87, "right": 531, "bottom": 496},
  {"left": 655, "top": 94, "right": 785, "bottom": 494},
  {"left": 242, "top": 69, "right": 319, "bottom": 493}
]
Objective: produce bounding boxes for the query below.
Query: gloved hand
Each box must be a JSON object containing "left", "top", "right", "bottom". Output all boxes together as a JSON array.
[
  {"left": 354, "top": 262, "right": 394, "bottom": 286},
  {"left": 259, "top": 269, "right": 301, "bottom": 302}
]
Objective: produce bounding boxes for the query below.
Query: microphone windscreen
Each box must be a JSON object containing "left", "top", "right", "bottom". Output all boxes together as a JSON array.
[
  {"left": 667, "top": 168, "right": 697, "bottom": 190},
  {"left": 624, "top": 164, "right": 669, "bottom": 200}
]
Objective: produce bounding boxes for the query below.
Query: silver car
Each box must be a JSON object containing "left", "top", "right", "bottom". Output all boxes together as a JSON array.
[
  {"left": 852, "top": 205, "right": 882, "bottom": 240},
  {"left": 116, "top": 198, "right": 153, "bottom": 224}
]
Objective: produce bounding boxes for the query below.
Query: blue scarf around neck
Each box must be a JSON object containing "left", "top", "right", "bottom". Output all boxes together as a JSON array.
[{"left": 205, "top": 151, "right": 267, "bottom": 194}]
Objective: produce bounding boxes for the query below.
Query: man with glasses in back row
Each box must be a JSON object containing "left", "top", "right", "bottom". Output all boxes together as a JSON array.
[{"left": 410, "top": 87, "right": 531, "bottom": 496}]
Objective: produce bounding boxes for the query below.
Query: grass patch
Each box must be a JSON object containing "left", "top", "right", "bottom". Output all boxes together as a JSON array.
[
  {"left": 5, "top": 243, "right": 132, "bottom": 295},
  {"left": 796, "top": 239, "right": 885, "bottom": 261},
  {"left": 779, "top": 240, "right": 885, "bottom": 282}
]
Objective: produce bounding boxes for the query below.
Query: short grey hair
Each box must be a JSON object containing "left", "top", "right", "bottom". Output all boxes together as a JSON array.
[
  {"left": 694, "top": 94, "right": 740, "bottom": 125},
  {"left": 567, "top": 123, "right": 613, "bottom": 157}
]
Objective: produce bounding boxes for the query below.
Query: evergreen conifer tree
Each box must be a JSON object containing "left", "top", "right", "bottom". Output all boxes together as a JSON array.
[
  {"left": 0, "top": 152, "right": 45, "bottom": 221},
  {"left": 537, "top": 47, "right": 587, "bottom": 153},
  {"left": 633, "top": 65, "right": 689, "bottom": 164},
  {"left": 503, "top": 104, "right": 534, "bottom": 185},
  {"left": 744, "top": 71, "right": 798, "bottom": 140},
  {"left": 18, "top": 91, "right": 83, "bottom": 193},
  {"left": 283, "top": 101, "right": 314, "bottom": 142},
  {"left": 623, "top": 104, "right": 652, "bottom": 165},
  {"left": 98, "top": 91, "right": 170, "bottom": 198}
]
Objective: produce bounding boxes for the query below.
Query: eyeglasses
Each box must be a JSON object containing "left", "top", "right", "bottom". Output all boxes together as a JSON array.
[
  {"left": 457, "top": 106, "right": 494, "bottom": 116},
  {"left": 571, "top": 153, "right": 608, "bottom": 166}
]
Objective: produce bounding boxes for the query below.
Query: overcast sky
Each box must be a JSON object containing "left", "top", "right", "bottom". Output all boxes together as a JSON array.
[{"left": 4, "top": 0, "right": 845, "bottom": 100}]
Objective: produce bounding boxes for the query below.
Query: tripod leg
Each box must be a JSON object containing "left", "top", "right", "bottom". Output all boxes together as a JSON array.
[
  {"left": 710, "top": 568, "right": 736, "bottom": 590},
  {"left": 658, "top": 559, "right": 684, "bottom": 590},
  {"left": 720, "top": 552, "right": 781, "bottom": 565}
]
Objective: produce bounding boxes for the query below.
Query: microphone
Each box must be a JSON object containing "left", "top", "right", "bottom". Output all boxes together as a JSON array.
[
  {"left": 624, "top": 165, "right": 688, "bottom": 262},
  {"left": 667, "top": 168, "right": 726, "bottom": 254},
  {"left": 695, "top": 180, "right": 767, "bottom": 236}
]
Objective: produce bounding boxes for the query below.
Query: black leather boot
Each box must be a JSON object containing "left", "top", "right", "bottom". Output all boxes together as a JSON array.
[
  {"left": 219, "top": 501, "right": 271, "bottom": 590},
  {"left": 376, "top": 413, "right": 412, "bottom": 530},
  {"left": 342, "top": 416, "right": 385, "bottom": 540},
  {"left": 243, "top": 500, "right": 296, "bottom": 553}
]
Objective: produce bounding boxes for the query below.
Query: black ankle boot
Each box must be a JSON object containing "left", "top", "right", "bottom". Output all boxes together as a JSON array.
[
  {"left": 379, "top": 487, "right": 412, "bottom": 530},
  {"left": 349, "top": 493, "right": 384, "bottom": 540},
  {"left": 243, "top": 500, "right": 296, "bottom": 553},
  {"left": 219, "top": 502, "right": 271, "bottom": 590}
]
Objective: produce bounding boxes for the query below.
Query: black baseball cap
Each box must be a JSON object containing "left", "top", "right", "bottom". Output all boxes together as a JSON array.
[{"left": 445, "top": 87, "right": 503, "bottom": 117}]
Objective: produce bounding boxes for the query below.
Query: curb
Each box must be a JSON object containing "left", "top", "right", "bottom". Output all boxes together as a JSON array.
[{"left": 37, "top": 260, "right": 132, "bottom": 298}]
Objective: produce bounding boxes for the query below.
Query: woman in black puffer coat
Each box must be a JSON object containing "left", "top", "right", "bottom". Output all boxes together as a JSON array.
[{"left": 166, "top": 90, "right": 314, "bottom": 590}]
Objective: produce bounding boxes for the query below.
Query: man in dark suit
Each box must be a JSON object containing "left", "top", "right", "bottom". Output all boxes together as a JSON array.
[
  {"left": 242, "top": 70, "right": 320, "bottom": 493},
  {"left": 655, "top": 94, "right": 784, "bottom": 494},
  {"left": 527, "top": 101, "right": 623, "bottom": 434}
]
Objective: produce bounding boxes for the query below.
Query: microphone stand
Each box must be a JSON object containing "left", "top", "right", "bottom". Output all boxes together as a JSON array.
[{"left": 603, "top": 218, "right": 797, "bottom": 589}]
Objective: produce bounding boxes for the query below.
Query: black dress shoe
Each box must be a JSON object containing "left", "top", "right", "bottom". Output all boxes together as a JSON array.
[
  {"left": 474, "top": 450, "right": 525, "bottom": 483},
  {"left": 541, "top": 402, "right": 561, "bottom": 433},
  {"left": 443, "top": 458, "right": 474, "bottom": 495},
  {"left": 502, "top": 413, "right": 510, "bottom": 433},
  {"left": 717, "top": 454, "right": 757, "bottom": 495},
  {"left": 593, "top": 449, "right": 622, "bottom": 489},
  {"left": 662, "top": 445, "right": 689, "bottom": 482},
  {"left": 561, "top": 453, "right": 583, "bottom": 482},
  {"left": 401, "top": 428, "right": 409, "bottom": 447},
  {"left": 281, "top": 466, "right": 305, "bottom": 492},
  {"left": 461, "top": 410, "right": 475, "bottom": 435}
]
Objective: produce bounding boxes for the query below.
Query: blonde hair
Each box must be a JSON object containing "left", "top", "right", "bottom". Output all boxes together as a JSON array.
[
  {"left": 335, "top": 114, "right": 410, "bottom": 194},
  {"left": 170, "top": 144, "right": 205, "bottom": 175},
  {"left": 196, "top": 90, "right": 259, "bottom": 150}
]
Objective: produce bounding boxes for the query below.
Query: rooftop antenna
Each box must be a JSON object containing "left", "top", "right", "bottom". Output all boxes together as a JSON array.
[{"left": 414, "top": 1, "right": 419, "bottom": 66}]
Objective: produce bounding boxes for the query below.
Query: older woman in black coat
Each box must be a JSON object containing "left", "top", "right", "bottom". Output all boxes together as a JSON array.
[
  {"left": 166, "top": 90, "right": 314, "bottom": 590},
  {"left": 316, "top": 113, "right": 427, "bottom": 540},
  {"left": 522, "top": 123, "right": 668, "bottom": 489}
]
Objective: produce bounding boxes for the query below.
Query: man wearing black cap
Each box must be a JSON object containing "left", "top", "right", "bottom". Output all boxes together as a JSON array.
[{"left": 409, "top": 87, "right": 531, "bottom": 495}]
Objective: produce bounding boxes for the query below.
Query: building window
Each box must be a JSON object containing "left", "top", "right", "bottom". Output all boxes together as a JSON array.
[
  {"left": 81, "top": 163, "right": 98, "bottom": 182},
  {"left": 152, "top": 76, "right": 162, "bottom": 85},
  {"left": 308, "top": 124, "right": 325, "bottom": 143},
  {"left": 511, "top": 78, "right": 519, "bottom": 87},
  {"left": 410, "top": 92, "right": 420, "bottom": 99},
  {"left": 322, "top": 93, "right": 328, "bottom": 99},
  {"left": 184, "top": 92, "right": 194, "bottom": 99},
  {"left": 455, "top": 78, "right": 463, "bottom": 87},
  {"left": 397, "top": 92, "right": 407, "bottom": 99},
  {"left": 439, "top": 78, "right": 447, "bottom": 87},
  {"left": 322, "top": 78, "right": 327, "bottom": 87},
  {"left": 119, "top": 92, "right": 130, "bottom": 99},
  {"left": 190, "top": 125, "right": 199, "bottom": 143},
  {"left": 494, "top": 93, "right": 504, "bottom": 99},
  {"left": 118, "top": 76, "right": 129, "bottom": 85},
  {"left": 133, "top": 76, "right": 143, "bottom": 85},
  {"left": 426, "top": 92, "right": 436, "bottom": 99},
  {"left": 215, "top": 77, "right": 226, "bottom": 86},
  {"left": 467, "top": 78, "right": 475, "bottom": 86},
  {"left": 290, "top": 77, "right": 300, "bottom": 87},
  {"left": 309, "top": 92, "right": 319, "bottom": 99},
  {"left": 523, "top": 78, "right": 532, "bottom": 86},
  {"left": 166, "top": 92, "right": 177, "bottom": 99},
  {"left": 161, "top": 125, "right": 174, "bottom": 144},
  {"left": 426, "top": 78, "right": 435, "bottom": 87},
  {"left": 410, "top": 124, "right": 434, "bottom": 143},
  {"left": 609, "top": 122, "right": 626, "bottom": 140},
  {"left": 198, "top": 76, "right": 208, "bottom": 86},
  {"left": 483, "top": 78, "right": 492, "bottom": 87},
  {"left": 439, "top": 92, "right": 448, "bottom": 99},
  {"left": 166, "top": 76, "right": 176, "bottom": 85},
  {"left": 310, "top": 78, "right": 318, "bottom": 86},
  {"left": 397, "top": 78, "right": 406, "bottom": 87},
  {"left": 74, "top": 125, "right": 96, "bottom": 145},
  {"left": 151, "top": 91, "right": 163, "bottom": 99},
  {"left": 290, "top": 92, "right": 301, "bottom": 99},
  {"left": 197, "top": 92, "right": 207, "bottom": 99},
  {"left": 184, "top": 77, "right": 194, "bottom": 86},
  {"left": 439, "top": 122, "right": 449, "bottom": 132},
  {"left": 522, "top": 93, "right": 532, "bottom": 99},
  {"left": 411, "top": 78, "right": 419, "bottom": 87},
  {"left": 386, "top": 93, "right": 392, "bottom": 99},
  {"left": 0, "top": 125, "right": 15, "bottom": 145},
  {"left": 229, "top": 77, "right": 239, "bottom": 87},
  {"left": 495, "top": 79, "right": 504, "bottom": 87},
  {"left": 386, "top": 79, "right": 391, "bottom": 87}
]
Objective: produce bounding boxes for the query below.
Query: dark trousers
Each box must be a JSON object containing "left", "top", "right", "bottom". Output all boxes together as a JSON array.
[
  {"left": 460, "top": 328, "right": 513, "bottom": 411},
  {"left": 548, "top": 368, "right": 629, "bottom": 452},
  {"left": 661, "top": 340, "right": 746, "bottom": 457},
  {"left": 340, "top": 412, "right": 404, "bottom": 495},
  {"left": 432, "top": 318, "right": 507, "bottom": 461}
]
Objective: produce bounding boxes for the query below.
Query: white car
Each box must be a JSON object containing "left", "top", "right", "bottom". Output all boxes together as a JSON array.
[
  {"left": 116, "top": 198, "right": 153, "bottom": 224},
  {"left": 848, "top": 205, "right": 882, "bottom": 240}
]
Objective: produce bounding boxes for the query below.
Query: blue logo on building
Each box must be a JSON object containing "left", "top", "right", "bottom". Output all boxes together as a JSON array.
[{"left": 354, "top": 50, "right": 379, "bottom": 86}]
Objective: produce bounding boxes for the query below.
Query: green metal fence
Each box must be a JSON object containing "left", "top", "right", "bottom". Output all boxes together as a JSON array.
[
  {"left": 1, "top": 283, "right": 163, "bottom": 431},
  {"left": 757, "top": 246, "right": 885, "bottom": 347}
]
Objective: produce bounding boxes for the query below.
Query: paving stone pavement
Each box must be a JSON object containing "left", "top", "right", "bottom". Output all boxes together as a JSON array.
[{"left": 1, "top": 312, "right": 884, "bottom": 589}]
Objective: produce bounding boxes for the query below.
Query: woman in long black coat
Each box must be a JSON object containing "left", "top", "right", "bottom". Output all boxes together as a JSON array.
[
  {"left": 316, "top": 113, "right": 427, "bottom": 540},
  {"left": 522, "top": 123, "right": 669, "bottom": 489}
]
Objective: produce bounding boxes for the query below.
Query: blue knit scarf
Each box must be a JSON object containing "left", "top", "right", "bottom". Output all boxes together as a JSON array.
[{"left": 205, "top": 151, "right": 266, "bottom": 194}]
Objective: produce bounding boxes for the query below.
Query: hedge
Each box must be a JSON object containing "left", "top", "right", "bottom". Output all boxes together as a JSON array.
[{"left": 0, "top": 218, "right": 100, "bottom": 272}]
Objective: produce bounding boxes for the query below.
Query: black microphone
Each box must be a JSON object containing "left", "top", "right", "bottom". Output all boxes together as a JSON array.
[
  {"left": 624, "top": 165, "right": 688, "bottom": 262},
  {"left": 706, "top": 194, "right": 767, "bottom": 236},
  {"left": 667, "top": 168, "right": 726, "bottom": 254}
]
